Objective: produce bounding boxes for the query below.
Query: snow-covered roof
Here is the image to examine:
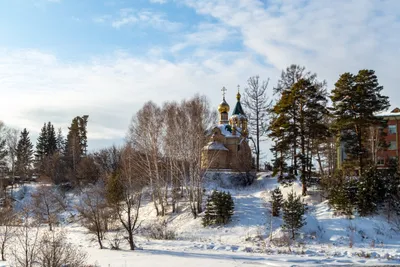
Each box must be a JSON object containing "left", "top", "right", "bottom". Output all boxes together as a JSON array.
[
  {"left": 375, "top": 108, "right": 400, "bottom": 117},
  {"left": 217, "top": 124, "right": 241, "bottom": 137},
  {"left": 203, "top": 141, "right": 229, "bottom": 151}
]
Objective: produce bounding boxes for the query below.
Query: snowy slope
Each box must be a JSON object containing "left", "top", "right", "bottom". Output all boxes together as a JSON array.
[{"left": 3, "top": 175, "right": 400, "bottom": 266}]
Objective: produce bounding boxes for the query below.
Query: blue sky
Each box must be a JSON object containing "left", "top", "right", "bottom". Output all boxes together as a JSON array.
[{"left": 1, "top": 0, "right": 400, "bottom": 161}]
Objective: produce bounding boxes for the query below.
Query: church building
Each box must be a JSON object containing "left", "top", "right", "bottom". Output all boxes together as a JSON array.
[{"left": 201, "top": 87, "right": 253, "bottom": 171}]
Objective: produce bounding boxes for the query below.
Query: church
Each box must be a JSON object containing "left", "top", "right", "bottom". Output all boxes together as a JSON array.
[{"left": 201, "top": 87, "right": 253, "bottom": 171}]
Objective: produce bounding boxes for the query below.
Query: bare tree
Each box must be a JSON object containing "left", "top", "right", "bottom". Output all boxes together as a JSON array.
[
  {"left": 31, "top": 185, "right": 66, "bottom": 231},
  {"left": 5, "top": 127, "right": 19, "bottom": 182},
  {"left": 128, "top": 101, "right": 167, "bottom": 216},
  {"left": 77, "top": 182, "right": 110, "bottom": 249},
  {"left": 111, "top": 145, "right": 144, "bottom": 250},
  {"left": 242, "top": 76, "right": 272, "bottom": 171},
  {"left": 0, "top": 122, "right": 8, "bottom": 199},
  {"left": 13, "top": 207, "right": 41, "bottom": 267},
  {"left": 37, "top": 230, "right": 87, "bottom": 267},
  {"left": 180, "top": 96, "right": 217, "bottom": 218},
  {"left": 0, "top": 206, "right": 17, "bottom": 261}
]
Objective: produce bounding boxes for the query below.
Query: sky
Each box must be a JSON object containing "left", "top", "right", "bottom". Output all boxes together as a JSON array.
[{"left": 0, "top": 0, "right": 399, "bottom": 160}]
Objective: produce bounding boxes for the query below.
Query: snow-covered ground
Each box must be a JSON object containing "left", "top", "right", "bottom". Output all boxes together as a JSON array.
[{"left": 2, "top": 174, "right": 400, "bottom": 266}]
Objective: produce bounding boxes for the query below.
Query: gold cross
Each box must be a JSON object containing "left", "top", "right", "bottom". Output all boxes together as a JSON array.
[
  {"left": 237, "top": 84, "right": 240, "bottom": 93},
  {"left": 221, "top": 86, "right": 227, "bottom": 98}
]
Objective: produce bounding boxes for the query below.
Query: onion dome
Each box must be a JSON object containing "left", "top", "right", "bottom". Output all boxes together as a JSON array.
[{"left": 218, "top": 98, "right": 230, "bottom": 113}]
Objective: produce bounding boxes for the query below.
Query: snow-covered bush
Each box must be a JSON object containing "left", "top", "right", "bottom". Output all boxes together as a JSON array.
[{"left": 144, "top": 220, "right": 176, "bottom": 240}]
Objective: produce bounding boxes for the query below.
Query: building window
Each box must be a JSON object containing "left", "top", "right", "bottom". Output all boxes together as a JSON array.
[
  {"left": 389, "top": 141, "right": 397, "bottom": 150},
  {"left": 389, "top": 125, "right": 397, "bottom": 135},
  {"left": 377, "top": 158, "right": 385, "bottom": 165},
  {"left": 389, "top": 157, "right": 398, "bottom": 164}
]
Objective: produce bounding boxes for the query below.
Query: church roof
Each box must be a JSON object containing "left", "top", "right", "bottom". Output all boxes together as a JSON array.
[
  {"left": 203, "top": 141, "right": 229, "bottom": 151},
  {"left": 232, "top": 101, "right": 245, "bottom": 116}
]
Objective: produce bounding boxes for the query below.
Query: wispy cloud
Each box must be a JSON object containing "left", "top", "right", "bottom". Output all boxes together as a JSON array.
[
  {"left": 171, "top": 23, "right": 238, "bottom": 53},
  {"left": 149, "top": 0, "right": 168, "bottom": 4},
  {"left": 181, "top": 0, "right": 400, "bottom": 106},
  {"left": 94, "top": 9, "right": 182, "bottom": 32}
]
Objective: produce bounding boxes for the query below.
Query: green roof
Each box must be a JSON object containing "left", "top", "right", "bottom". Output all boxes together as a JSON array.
[{"left": 232, "top": 101, "right": 245, "bottom": 116}]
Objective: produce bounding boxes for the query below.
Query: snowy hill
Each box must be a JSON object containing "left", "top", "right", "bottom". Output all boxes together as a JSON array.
[{"left": 2, "top": 174, "right": 400, "bottom": 266}]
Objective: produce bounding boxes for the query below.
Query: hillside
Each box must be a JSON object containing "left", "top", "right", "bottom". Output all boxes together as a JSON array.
[{"left": 2, "top": 174, "right": 400, "bottom": 266}]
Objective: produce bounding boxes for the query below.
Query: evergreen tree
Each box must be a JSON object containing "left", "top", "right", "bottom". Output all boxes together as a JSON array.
[
  {"left": 65, "top": 117, "right": 81, "bottom": 173},
  {"left": 106, "top": 172, "right": 124, "bottom": 205},
  {"left": 36, "top": 123, "right": 48, "bottom": 160},
  {"left": 270, "top": 72, "right": 328, "bottom": 195},
  {"left": 15, "top": 128, "right": 34, "bottom": 177},
  {"left": 328, "top": 170, "right": 357, "bottom": 216},
  {"left": 282, "top": 190, "right": 306, "bottom": 239},
  {"left": 202, "top": 191, "right": 234, "bottom": 226},
  {"left": 356, "top": 166, "right": 385, "bottom": 216},
  {"left": 383, "top": 158, "right": 400, "bottom": 221},
  {"left": 330, "top": 70, "right": 390, "bottom": 175},
  {"left": 271, "top": 64, "right": 326, "bottom": 182},
  {"left": 46, "top": 122, "right": 57, "bottom": 155},
  {"left": 56, "top": 127, "right": 65, "bottom": 154},
  {"left": 271, "top": 187, "right": 283, "bottom": 217}
]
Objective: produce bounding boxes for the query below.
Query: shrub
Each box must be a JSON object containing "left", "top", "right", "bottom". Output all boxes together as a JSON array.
[
  {"left": 202, "top": 190, "right": 234, "bottom": 227},
  {"left": 144, "top": 220, "right": 176, "bottom": 240},
  {"left": 271, "top": 187, "right": 283, "bottom": 217},
  {"left": 282, "top": 190, "right": 306, "bottom": 240}
]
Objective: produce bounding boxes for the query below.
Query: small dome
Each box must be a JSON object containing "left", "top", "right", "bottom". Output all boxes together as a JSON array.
[
  {"left": 218, "top": 98, "right": 230, "bottom": 113},
  {"left": 236, "top": 91, "right": 241, "bottom": 101}
]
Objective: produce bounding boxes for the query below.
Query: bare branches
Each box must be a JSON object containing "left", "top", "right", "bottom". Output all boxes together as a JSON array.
[
  {"left": 31, "top": 185, "right": 66, "bottom": 231},
  {"left": 242, "top": 76, "right": 272, "bottom": 171}
]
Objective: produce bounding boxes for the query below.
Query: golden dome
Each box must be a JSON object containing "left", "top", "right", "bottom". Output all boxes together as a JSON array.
[
  {"left": 236, "top": 91, "right": 241, "bottom": 101},
  {"left": 218, "top": 98, "right": 230, "bottom": 113}
]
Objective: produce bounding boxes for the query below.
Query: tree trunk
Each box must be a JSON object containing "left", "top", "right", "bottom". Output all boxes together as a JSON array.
[{"left": 358, "top": 126, "right": 363, "bottom": 176}]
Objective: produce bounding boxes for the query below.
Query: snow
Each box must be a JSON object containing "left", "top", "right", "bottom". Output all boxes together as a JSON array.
[
  {"left": 217, "top": 124, "right": 241, "bottom": 137},
  {"left": 203, "top": 141, "right": 229, "bottom": 151},
  {"left": 2, "top": 174, "right": 400, "bottom": 266}
]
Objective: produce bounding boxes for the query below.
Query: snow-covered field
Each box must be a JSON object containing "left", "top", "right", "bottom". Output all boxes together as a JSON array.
[{"left": 2, "top": 174, "right": 400, "bottom": 266}]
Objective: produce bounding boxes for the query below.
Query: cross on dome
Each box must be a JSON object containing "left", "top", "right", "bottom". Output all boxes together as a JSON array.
[{"left": 221, "top": 86, "right": 227, "bottom": 99}]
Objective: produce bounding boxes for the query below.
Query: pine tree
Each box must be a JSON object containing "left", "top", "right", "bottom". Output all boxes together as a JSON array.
[
  {"left": 0, "top": 134, "right": 7, "bottom": 169},
  {"left": 65, "top": 117, "right": 81, "bottom": 173},
  {"left": 356, "top": 166, "right": 385, "bottom": 216},
  {"left": 106, "top": 172, "right": 124, "bottom": 205},
  {"left": 270, "top": 73, "right": 328, "bottom": 195},
  {"left": 328, "top": 171, "right": 357, "bottom": 216},
  {"left": 46, "top": 122, "right": 57, "bottom": 156},
  {"left": 15, "top": 128, "right": 34, "bottom": 178},
  {"left": 271, "top": 65, "right": 326, "bottom": 182},
  {"left": 56, "top": 128, "right": 65, "bottom": 154},
  {"left": 36, "top": 123, "right": 48, "bottom": 160},
  {"left": 330, "top": 70, "right": 390, "bottom": 175},
  {"left": 202, "top": 191, "right": 234, "bottom": 227},
  {"left": 383, "top": 158, "right": 400, "bottom": 221},
  {"left": 65, "top": 116, "right": 89, "bottom": 172},
  {"left": 271, "top": 187, "right": 283, "bottom": 217},
  {"left": 282, "top": 190, "right": 306, "bottom": 239}
]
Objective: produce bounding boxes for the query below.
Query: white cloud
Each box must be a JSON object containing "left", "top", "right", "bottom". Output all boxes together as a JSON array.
[
  {"left": 170, "top": 23, "right": 238, "bottom": 53},
  {"left": 0, "top": 48, "right": 271, "bottom": 151},
  {"left": 181, "top": 0, "right": 400, "bottom": 108},
  {"left": 149, "top": 0, "right": 168, "bottom": 4},
  {"left": 95, "top": 9, "right": 182, "bottom": 32}
]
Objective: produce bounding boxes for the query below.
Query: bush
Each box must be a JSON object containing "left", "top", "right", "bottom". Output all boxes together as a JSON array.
[
  {"left": 271, "top": 187, "right": 283, "bottom": 217},
  {"left": 282, "top": 190, "right": 306, "bottom": 240},
  {"left": 202, "top": 190, "right": 234, "bottom": 227},
  {"left": 144, "top": 220, "right": 176, "bottom": 240}
]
